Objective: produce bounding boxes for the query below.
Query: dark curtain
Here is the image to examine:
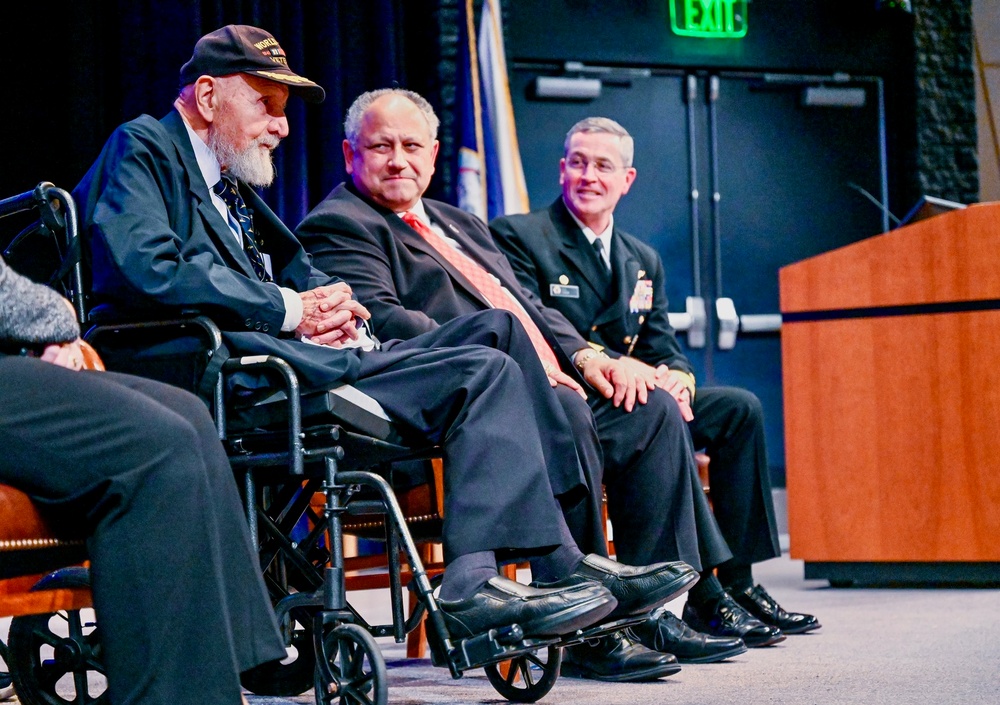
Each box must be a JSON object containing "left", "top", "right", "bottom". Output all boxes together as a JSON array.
[{"left": 9, "top": 0, "right": 450, "bottom": 228}]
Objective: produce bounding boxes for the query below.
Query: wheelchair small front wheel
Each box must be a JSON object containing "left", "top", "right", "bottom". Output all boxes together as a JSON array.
[
  {"left": 7, "top": 568, "right": 107, "bottom": 705},
  {"left": 314, "top": 623, "right": 387, "bottom": 705},
  {"left": 483, "top": 645, "right": 561, "bottom": 703}
]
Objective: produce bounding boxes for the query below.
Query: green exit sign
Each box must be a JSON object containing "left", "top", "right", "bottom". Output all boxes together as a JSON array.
[{"left": 670, "top": 0, "right": 748, "bottom": 38}]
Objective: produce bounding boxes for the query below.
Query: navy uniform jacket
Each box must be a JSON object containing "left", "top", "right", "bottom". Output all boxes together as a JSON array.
[
  {"left": 492, "top": 198, "right": 781, "bottom": 567},
  {"left": 491, "top": 198, "right": 694, "bottom": 378},
  {"left": 73, "top": 110, "right": 361, "bottom": 391}
]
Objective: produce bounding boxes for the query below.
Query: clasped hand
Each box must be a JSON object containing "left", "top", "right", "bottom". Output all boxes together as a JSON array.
[
  {"left": 295, "top": 282, "right": 372, "bottom": 347},
  {"left": 41, "top": 339, "right": 86, "bottom": 371},
  {"left": 579, "top": 356, "right": 653, "bottom": 413},
  {"left": 615, "top": 356, "right": 694, "bottom": 421}
]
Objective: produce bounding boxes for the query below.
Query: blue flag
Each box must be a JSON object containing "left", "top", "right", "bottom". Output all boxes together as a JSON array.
[{"left": 456, "top": 0, "right": 529, "bottom": 222}]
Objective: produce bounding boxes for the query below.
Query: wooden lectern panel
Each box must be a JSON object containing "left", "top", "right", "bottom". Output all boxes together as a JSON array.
[
  {"left": 780, "top": 203, "right": 1000, "bottom": 313},
  {"left": 783, "top": 310, "right": 1000, "bottom": 562},
  {"left": 781, "top": 204, "right": 1000, "bottom": 576}
]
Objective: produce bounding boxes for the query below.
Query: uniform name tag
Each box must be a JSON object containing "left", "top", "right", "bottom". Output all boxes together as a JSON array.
[
  {"left": 630, "top": 279, "right": 653, "bottom": 312},
  {"left": 549, "top": 283, "right": 580, "bottom": 298}
]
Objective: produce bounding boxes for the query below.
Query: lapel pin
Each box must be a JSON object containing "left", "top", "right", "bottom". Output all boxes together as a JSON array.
[{"left": 559, "top": 275, "right": 569, "bottom": 285}]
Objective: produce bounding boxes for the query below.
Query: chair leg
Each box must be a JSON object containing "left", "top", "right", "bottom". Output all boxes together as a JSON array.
[{"left": 695, "top": 452, "right": 712, "bottom": 508}]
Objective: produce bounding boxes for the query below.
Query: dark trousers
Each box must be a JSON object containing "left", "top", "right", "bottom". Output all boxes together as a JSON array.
[
  {"left": 691, "top": 386, "right": 781, "bottom": 566},
  {"left": 351, "top": 310, "right": 574, "bottom": 563},
  {"left": 590, "top": 389, "right": 732, "bottom": 572},
  {"left": 0, "top": 356, "right": 285, "bottom": 705},
  {"left": 550, "top": 382, "right": 732, "bottom": 573}
]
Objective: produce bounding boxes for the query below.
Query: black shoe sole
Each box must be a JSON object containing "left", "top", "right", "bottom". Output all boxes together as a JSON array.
[
  {"left": 520, "top": 593, "right": 618, "bottom": 637},
  {"left": 745, "top": 631, "right": 786, "bottom": 648},
  {"left": 561, "top": 660, "right": 682, "bottom": 682},
  {"left": 676, "top": 642, "right": 748, "bottom": 664},
  {"left": 781, "top": 620, "right": 822, "bottom": 635},
  {"left": 613, "top": 570, "right": 700, "bottom": 619}
]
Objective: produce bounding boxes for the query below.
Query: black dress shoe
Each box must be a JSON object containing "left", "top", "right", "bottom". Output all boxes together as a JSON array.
[
  {"left": 630, "top": 608, "right": 748, "bottom": 664},
  {"left": 533, "top": 554, "right": 698, "bottom": 620},
  {"left": 438, "top": 576, "right": 616, "bottom": 639},
  {"left": 682, "top": 592, "right": 786, "bottom": 647},
  {"left": 730, "top": 584, "right": 821, "bottom": 635},
  {"left": 561, "top": 630, "right": 681, "bottom": 682}
]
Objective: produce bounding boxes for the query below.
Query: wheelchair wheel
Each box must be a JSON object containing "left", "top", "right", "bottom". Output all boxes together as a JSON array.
[
  {"left": 314, "top": 623, "right": 387, "bottom": 705},
  {"left": 240, "top": 605, "right": 316, "bottom": 696},
  {"left": 483, "top": 645, "right": 561, "bottom": 703},
  {"left": 7, "top": 568, "right": 107, "bottom": 705}
]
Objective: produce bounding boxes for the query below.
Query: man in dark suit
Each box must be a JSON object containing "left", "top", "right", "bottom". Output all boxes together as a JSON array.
[
  {"left": 296, "top": 88, "right": 780, "bottom": 680},
  {"left": 74, "top": 26, "right": 693, "bottom": 647},
  {"left": 490, "top": 116, "right": 820, "bottom": 639}
]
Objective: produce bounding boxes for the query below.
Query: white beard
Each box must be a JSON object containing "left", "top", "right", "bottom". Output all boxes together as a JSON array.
[{"left": 208, "top": 132, "right": 278, "bottom": 188}]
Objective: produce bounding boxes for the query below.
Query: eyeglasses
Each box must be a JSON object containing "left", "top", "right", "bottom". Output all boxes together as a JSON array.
[{"left": 565, "top": 155, "right": 626, "bottom": 175}]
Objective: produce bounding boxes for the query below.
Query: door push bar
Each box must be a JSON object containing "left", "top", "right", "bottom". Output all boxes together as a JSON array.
[
  {"left": 715, "top": 297, "right": 782, "bottom": 350},
  {"left": 667, "top": 296, "right": 708, "bottom": 349}
]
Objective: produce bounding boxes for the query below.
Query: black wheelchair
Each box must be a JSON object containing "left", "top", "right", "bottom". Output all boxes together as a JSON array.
[{"left": 2, "top": 182, "right": 646, "bottom": 705}]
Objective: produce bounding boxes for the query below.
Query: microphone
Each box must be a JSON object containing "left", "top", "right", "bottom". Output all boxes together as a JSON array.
[{"left": 847, "top": 182, "right": 900, "bottom": 227}]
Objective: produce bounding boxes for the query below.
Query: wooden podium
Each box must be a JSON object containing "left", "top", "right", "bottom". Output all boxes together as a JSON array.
[{"left": 779, "top": 203, "right": 1000, "bottom": 585}]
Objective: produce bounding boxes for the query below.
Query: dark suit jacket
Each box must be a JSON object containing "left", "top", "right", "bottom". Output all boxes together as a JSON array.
[
  {"left": 490, "top": 198, "right": 695, "bottom": 377},
  {"left": 73, "top": 110, "right": 362, "bottom": 390},
  {"left": 296, "top": 184, "right": 592, "bottom": 376}
]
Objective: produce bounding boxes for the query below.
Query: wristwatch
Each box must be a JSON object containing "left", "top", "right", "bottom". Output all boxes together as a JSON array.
[{"left": 573, "top": 347, "right": 608, "bottom": 371}]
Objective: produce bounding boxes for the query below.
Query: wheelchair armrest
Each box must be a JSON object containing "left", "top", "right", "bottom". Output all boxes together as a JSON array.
[{"left": 230, "top": 382, "right": 395, "bottom": 441}]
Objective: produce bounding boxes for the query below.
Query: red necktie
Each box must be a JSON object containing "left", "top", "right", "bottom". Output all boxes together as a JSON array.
[{"left": 402, "top": 211, "right": 560, "bottom": 371}]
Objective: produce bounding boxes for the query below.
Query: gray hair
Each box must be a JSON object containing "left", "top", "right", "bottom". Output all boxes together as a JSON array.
[
  {"left": 344, "top": 88, "right": 440, "bottom": 148},
  {"left": 564, "top": 117, "right": 635, "bottom": 168}
]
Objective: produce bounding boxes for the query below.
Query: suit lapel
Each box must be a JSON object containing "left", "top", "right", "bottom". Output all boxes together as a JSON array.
[
  {"left": 161, "top": 111, "right": 258, "bottom": 280},
  {"left": 425, "top": 202, "right": 572, "bottom": 361},
  {"left": 550, "top": 201, "right": 612, "bottom": 300}
]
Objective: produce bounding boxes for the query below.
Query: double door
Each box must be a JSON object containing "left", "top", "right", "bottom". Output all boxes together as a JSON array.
[{"left": 509, "top": 67, "right": 886, "bottom": 481}]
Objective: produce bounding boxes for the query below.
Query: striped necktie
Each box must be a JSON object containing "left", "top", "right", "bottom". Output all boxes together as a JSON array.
[
  {"left": 402, "top": 211, "right": 561, "bottom": 371},
  {"left": 213, "top": 176, "right": 272, "bottom": 282}
]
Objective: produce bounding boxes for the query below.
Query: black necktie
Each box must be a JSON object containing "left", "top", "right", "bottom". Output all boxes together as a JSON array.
[
  {"left": 592, "top": 238, "right": 611, "bottom": 272},
  {"left": 213, "top": 176, "right": 272, "bottom": 282}
]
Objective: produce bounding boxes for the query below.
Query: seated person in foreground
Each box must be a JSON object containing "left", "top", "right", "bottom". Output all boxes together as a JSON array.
[
  {"left": 0, "top": 253, "right": 287, "bottom": 705},
  {"left": 72, "top": 25, "right": 694, "bottom": 645},
  {"left": 490, "top": 116, "right": 820, "bottom": 637},
  {"left": 294, "top": 88, "right": 783, "bottom": 682}
]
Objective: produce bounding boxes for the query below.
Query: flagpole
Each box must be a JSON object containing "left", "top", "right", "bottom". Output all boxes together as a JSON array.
[{"left": 466, "top": 0, "right": 488, "bottom": 216}]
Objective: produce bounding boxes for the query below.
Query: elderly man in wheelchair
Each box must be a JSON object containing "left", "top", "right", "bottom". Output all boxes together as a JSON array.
[{"left": 0, "top": 24, "right": 699, "bottom": 705}]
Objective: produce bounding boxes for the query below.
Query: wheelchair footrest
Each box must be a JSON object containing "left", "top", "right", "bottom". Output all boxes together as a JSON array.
[
  {"left": 432, "top": 626, "right": 561, "bottom": 674},
  {"left": 551, "top": 613, "right": 649, "bottom": 649}
]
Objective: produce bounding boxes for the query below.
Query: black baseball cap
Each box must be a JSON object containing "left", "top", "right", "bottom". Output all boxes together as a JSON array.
[{"left": 179, "top": 24, "right": 325, "bottom": 103}]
